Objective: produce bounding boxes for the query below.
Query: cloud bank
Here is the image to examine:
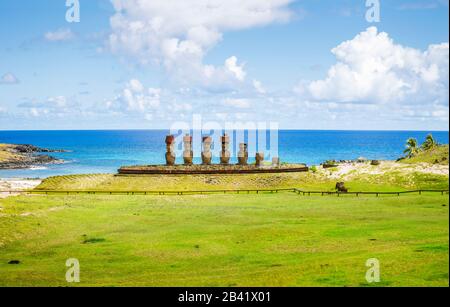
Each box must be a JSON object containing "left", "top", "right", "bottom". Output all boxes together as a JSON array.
[
  {"left": 108, "top": 0, "right": 293, "bottom": 87},
  {"left": 296, "top": 27, "right": 448, "bottom": 111}
]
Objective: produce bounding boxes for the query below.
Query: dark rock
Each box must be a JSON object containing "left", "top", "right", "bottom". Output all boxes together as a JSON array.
[
  {"left": 8, "top": 260, "right": 20, "bottom": 265},
  {"left": 1, "top": 144, "right": 66, "bottom": 170},
  {"left": 12, "top": 144, "right": 67, "bottom": 153},
  {"left": 335, "top": 182, "right": 348, "bottom": 193},
  {"left": 33, "top": 155, "right": 58, "bottom": 164}
]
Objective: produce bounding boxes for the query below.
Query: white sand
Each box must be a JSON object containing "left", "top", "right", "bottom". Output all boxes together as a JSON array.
[
  {"left": 318, "top": 161, "right": 449, "bottom": 180},
  {"left": 0, "top": 178, "right": 42, "bottom": 199}
]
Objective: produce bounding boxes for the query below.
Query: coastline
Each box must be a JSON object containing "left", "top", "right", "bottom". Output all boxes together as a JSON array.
[
  {"left": 0, "top": 143, "right": 65, "bottom": 170},
  {"left": 0, "top": 178, "right": 42, "bottom": 198}
]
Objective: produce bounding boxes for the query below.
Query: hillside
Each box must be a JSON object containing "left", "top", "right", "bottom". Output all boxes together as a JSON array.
[{"left": 400, "top": 145, "right": 449, "bottom": 165}]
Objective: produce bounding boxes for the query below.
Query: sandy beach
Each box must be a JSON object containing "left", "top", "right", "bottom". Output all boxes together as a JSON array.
[
  {"left": 317, "top": 161, "right": 449, "bottom": 180},
  {"left": 0, "top": 178, "right": 42, "bottom": 199}
]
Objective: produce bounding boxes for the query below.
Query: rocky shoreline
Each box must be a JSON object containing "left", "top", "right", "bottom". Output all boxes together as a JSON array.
[{"left": 0, "top": 144, "right": 67, "bottom": 170}]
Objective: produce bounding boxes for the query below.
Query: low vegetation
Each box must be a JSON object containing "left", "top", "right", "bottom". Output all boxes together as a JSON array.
[
  {"left": 1, "top": 137, "right": 448, "bottom": 287},
  {"left": 400, "top": 144, "right": 449, "bottom": 165},
  {"left": 0, "top": 193, "right": 448, "bottom": 286},
  {"left": 35, "top": 163, "right": 449, "bottom": 193},
  {"left": 0, "top": 144, "right": 21, "bottom": 163},
  {"left": 401, "top": 134, "right": 448, "bottom": 165}
]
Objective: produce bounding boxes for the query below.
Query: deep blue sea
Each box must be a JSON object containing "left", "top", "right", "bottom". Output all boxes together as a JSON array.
[{"left": 0, "top": 130, "right": 448, "bottom": 179}]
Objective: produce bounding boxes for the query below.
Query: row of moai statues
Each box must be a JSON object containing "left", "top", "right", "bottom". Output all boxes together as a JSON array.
[{"left": 165, "top": 134, "right": 265, "bottom": 166}]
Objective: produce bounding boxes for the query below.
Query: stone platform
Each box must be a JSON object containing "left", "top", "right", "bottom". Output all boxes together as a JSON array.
[{"left": 118, "top": 164, "right": 309, "bottom": 175}]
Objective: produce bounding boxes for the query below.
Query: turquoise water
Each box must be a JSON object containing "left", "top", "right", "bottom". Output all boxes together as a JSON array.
[{"left": 0, "top": 130, "right": 448, "bottom": 178}]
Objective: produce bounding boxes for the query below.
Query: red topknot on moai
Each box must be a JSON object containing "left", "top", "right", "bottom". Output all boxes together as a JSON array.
[
  {"left": 202, "top": 136, "right": 213, "bottom": 165},
  {"left": 165, "top": 135, "right": 176, "bottom": 166},
  {"left": 220, "top": 133, "right": 231, "bottom": 165},
  {"left": 183, "top": 134, "right": 193, "bottom": 165}
]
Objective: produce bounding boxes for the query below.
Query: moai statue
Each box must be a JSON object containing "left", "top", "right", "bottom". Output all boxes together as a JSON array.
[
  {"left": 255, "top": 152, "right": 264, "bottom": 167},
  {"left": 165, "top": 135, "right": 176, "bottom": 166},
  {"left": 220, "top": 134, "right": 231, "bottom": 165},
  {"left": 238, "top": 143, "right": 248, "bottom": 165},
  {"left": 183, "top": 134, "right": 193, "bottom": 165},
  {"left": 201, "top": 136, "right": 212, "bottom": 165}
]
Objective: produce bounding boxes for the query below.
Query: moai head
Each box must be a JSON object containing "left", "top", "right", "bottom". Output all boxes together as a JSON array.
[
  {"left": 166, "top": 135, "right": 175, "bottom": 148},
  {"left": 183, "top": 134, "right": 193, "bottom": 165},
  {"left": 221, "top": 134, "right": 230, "bottom": 149},
  {"left": 255, "top": 152, "right": 264, "bottom": 167},
  {"left": 183, "top": 134, "right": 192, "bottom": 151},
  {"left": 203, "top": 136, "right": 212, "bottom": 150},
  {"left": 165, "top": 135, "right": 176, "bottom": 166},
  {"left": 238, "top": 143, "right": 248, "bottom": 165},
  {"left": 202, "top": 136, "right": 213, "bottom": 165},
  {"left": 220, "top": 133, "right": 231, "bottom": 164}
]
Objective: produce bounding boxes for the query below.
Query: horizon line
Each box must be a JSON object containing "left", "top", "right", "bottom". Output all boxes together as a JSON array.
[{"left": 0, "top": 128, "right": 449, "bottom": 133}]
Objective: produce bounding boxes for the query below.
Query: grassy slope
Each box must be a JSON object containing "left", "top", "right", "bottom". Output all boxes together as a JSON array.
[
  {"left": 0, "top": 144, "right": 20, "bottom": 163},
  {"left": 36, "top": 170, "right": 449, "bottom": 193},
  {"left": 401, "top": 145, "right": 449, "bottom": 165},
  {"left": 0, "top": 193, "right": 448, "bottom": 286}
]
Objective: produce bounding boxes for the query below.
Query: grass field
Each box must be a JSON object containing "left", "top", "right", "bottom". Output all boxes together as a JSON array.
[
  {"left": 1, "top": 164, "right": 449, "bottom": 287},
  {"left": 0, "top": 192, "right": 448, "bottom": 287},
  {"left": 35, "top": 169, "right": 449, "bottom": 192}
]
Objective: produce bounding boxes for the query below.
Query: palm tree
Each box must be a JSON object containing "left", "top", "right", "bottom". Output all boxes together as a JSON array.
[
  {"left": 404, "top": 138, "right": 419, "bottom": 158},
  {"left": 421, "top": 134, "right": 438, "bottom": 151}
]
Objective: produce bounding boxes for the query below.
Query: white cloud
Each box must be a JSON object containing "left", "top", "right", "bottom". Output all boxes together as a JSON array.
[
  {"left": 253, "top": 80, "right": 267, "bottom": 94},
  {"left": 105, "top": 79, "right": 161, "bottom": 112},
  {"left": 298, "top": 27, "right": 448, "bottom": 107},
  {"left": 44, "top": 28, "right": 74, "bottom": 42},
  {"left": 108, "top": 0, "right": 293, "bottom": 86},
  {"left": 17, "top": 95, "right": 80, "bottom": 118},
  {"left": 224, "top": 56, "right": 246, "bottom": 81},
  {"left": 29, "top": 108, "right": 42, "bottom": 117},
  {"left": 223, "top": 98, "right": 252, "bottom": 109},
  {"left": 0, "top": 73, "right": 19, "bottom": 84}
]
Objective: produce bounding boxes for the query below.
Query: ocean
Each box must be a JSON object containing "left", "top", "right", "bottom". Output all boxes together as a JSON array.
[{"left": 0, "top": 130, "right": 448, "bottom": 179}]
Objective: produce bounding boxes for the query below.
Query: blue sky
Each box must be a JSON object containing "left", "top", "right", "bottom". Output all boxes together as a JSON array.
[{"left": 0, "top": 0, "right": 448, "bottom": 130}]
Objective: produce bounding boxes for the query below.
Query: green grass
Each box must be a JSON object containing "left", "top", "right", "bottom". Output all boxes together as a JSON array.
[
  {"left": 401, "top": 145, "right": 449, "bottom": 165},
  {"left": 0, "top": 144, "right": 20, "bottom": 163},
  {"left": 2, "top": 168, "right": 449, "bottom": 286},
  {"left": 0, "top": 193, "right": 448, "bottom": 286},
  {"left": 35, "top": 170, "right": 449, "bottom": 193}
]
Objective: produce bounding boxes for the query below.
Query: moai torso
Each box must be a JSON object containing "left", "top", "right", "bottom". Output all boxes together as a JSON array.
[
  {"left": 238, "top": 143, "right": 248, "bottom": 165},
  {"left": 202, "top": 136, "right": 212, "bottom": 165},
  {"left": 220, "top": 134, "right": 231, "bottom": 165},
  {"left": 255, "top": 152, "right": 264, "bottom": 167},
  {"left": 165, "top": 135, "right": 176, "bottom": 166},
  {"left": 183, "top": 134, "right": 193, "bottom": 165}
]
